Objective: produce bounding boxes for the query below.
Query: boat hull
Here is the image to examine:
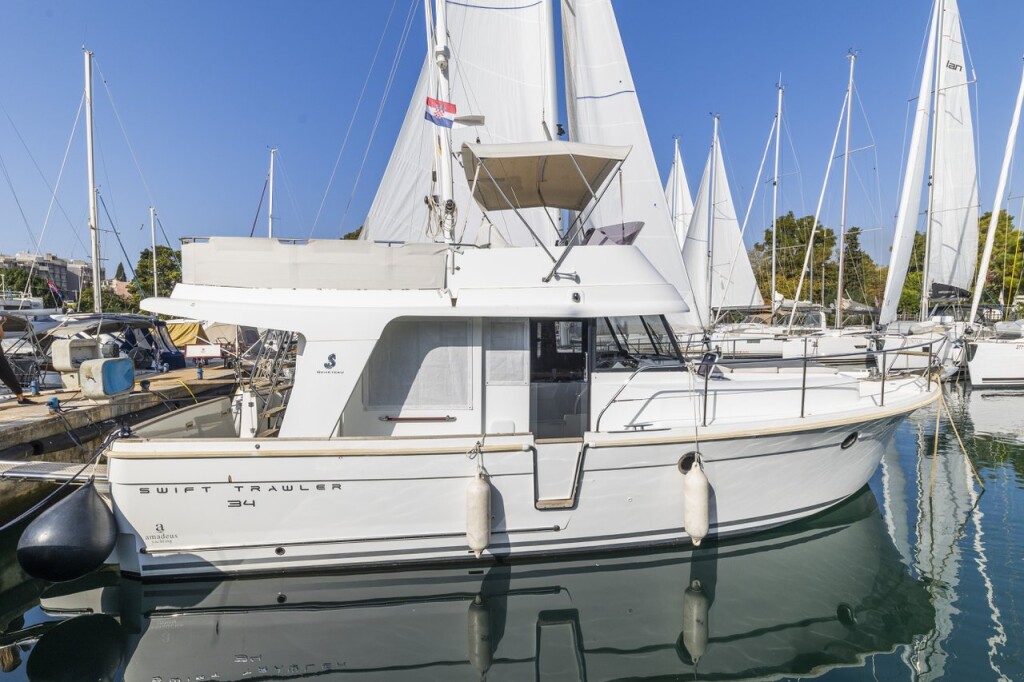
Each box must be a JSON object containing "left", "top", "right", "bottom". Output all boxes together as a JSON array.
[{"left": 107, "top": 413, "right": 907, "bottom": 579}]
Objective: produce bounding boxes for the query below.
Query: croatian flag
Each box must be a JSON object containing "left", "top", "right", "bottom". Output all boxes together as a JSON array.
[
  {"left": 46, "top": 279, "right": 63, "bottom": 304},
  {"left": 425, "top": 97, "right": 456, "bottom": 128}
]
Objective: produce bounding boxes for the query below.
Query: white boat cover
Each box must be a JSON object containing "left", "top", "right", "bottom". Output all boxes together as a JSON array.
[{"left": 461, "top": 141, "right": 629, "bottom": 211}]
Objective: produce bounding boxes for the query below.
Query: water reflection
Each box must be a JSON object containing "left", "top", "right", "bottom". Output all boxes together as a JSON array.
[{"left": 27, "top": 489, "right": 931, "bottom": 681}]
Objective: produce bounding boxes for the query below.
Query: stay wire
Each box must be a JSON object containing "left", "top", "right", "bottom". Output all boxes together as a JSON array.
[{"left": 311, "top": 0, "right": 406, "bottom": 238}]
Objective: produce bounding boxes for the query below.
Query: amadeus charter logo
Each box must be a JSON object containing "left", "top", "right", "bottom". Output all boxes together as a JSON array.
[{"left": 318, "top": 353, "right": 343, "bottom": 375}]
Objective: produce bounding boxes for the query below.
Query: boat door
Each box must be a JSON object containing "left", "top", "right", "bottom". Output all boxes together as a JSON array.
[
  {"left": 529, "top": 319, "right": 588, "bottom": 507},
  {"left": 529, "top": 319, "right": 588, "bottom": 439}
]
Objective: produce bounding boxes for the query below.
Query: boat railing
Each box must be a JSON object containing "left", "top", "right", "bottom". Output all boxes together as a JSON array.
[{"left": 595, "top": 338, "right": 937, "bottom": 430}]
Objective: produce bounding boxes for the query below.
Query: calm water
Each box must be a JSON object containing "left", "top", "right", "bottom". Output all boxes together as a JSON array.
[{"left": 0, "top": 385, "right": 1020, "bottom": 681}]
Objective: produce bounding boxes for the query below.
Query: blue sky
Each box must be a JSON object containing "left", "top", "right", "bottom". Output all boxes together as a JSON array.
[{"left": 1, "top": 0, "right": 1023, "bottom": 278}]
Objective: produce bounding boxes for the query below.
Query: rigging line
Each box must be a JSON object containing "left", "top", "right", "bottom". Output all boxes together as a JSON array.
[
  {"left": 154, "top": 217, "right": 181, "bottom": 267},
  {"left": 0, "top": 150, "right": 39, "bottom": 258},
  {"left": 94, "top": 59, "right": 158, "bottom": 208},
  {"left": 274, "top": 150, "right": 306, "bottom": 235},
  {"left": 339, "top": 0, "right": 418, "bottom": 234},
  {"left": 0, "top": 95, "right": 90, "bottom": 261},
  {"left": 781, "top": 113, "right": 807, "bottom": 218},
  {"left": 98, "top": 192, "right": 145, "bottom": 297},
  {"left": 310, "top": 0, "right": 406, "bottom": 237},
  {"left": 249, "top": 177, "right": 269, "bottom": 238}
]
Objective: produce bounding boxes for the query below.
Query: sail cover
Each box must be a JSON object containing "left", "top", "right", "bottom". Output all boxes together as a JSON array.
[
  {"left": 683, "top": 133, "right": 764, "bottom": 317},
  {"left": 561, "top": 0, "right": 700, "bottom": 327},
  {"left": 665, "top": 139, "right": 694, "bottom": 249},
  {"left": 362, "top": 0, "right": 561, "bottom": 247}
]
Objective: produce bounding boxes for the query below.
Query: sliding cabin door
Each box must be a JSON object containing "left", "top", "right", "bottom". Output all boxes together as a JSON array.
[{"left": 529, "top": 319, "right": 589, "bottom": 440}]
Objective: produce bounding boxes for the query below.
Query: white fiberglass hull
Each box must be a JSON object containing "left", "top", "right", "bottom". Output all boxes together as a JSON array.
[
  {"left": 108, "top": 409, "right": 918, "bottom": 579},
  {"left": 966, "top": 339, "right": 1024, "bottom": 387}
]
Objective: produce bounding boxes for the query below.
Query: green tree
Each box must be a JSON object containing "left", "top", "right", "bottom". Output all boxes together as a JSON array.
[
  {"left": 975, "top": 210, "right": 1023, "bottom": 305},
  {"left": 130, "top": 245, "right": 182, "bottom": 303},
  {"left": 839, "top": 226, "right": 884, "bottom": 306},
  {"left": 75, "top": 287, "right": 136, "bottom": 313},
  {"left": 0, "top": 268, "right": 49, "bottom": 298},
  {"left": 752, "top": 212, "right": 837, "bottom": 301},
  {"left": 895, "top": 231, "right": 927, "bottom": 318},
  {"left": 114, "top": 262, "right": 127, "bottom": 281},
  {"left": 342, "top": 226, "right": 363, "bottom": 240}
]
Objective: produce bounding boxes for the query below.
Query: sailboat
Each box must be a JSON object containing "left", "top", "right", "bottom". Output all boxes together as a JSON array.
[
  {"left": 665, "top": 137, "right": 694, "bottom": 250},
  {"left": 8, "top": 0, "right": 936, "bottom": 581},
  {"left": 963, "top": 59, "right": 1024, "bottom": 387},
  {"left": 878, "top": 0, "right": 979, "bottom": 374}
]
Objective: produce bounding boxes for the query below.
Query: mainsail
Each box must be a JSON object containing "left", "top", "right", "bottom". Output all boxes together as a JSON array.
[
  {"left": 562, "top": 0, "right": 700, "bottom": 327},
  {"left": 665, "top": 138, "right": 694, "bottom": 249},
  {"left": 683, "top": 126, "right": 764, "bottom": 319},
  {"left": 880, "top": 0, "right": 977, "bottom": 324},
  {"left": 362, "top": 0, "right": 561, "bottom": 246}
]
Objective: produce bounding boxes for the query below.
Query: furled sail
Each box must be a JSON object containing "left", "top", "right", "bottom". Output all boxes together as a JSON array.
[
  {"left": 362, "top": 0, "right": 561, "bottom": 247},
  {"left": 880, "top": 0, "right": 977, "bottom": 324},
  {"left": 683, "top": 129, "right": 764, "bottom": 319},
  {"left": 665, "top": 138, "right": 694, "bottom": 249},
  {"left": 561, "top": 0, "right": 700, "bottom": 326}
]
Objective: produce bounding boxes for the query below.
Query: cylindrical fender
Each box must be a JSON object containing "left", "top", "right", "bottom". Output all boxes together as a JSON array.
[{"left": 466, "top": 470, "right": 491, "bottom": 558}]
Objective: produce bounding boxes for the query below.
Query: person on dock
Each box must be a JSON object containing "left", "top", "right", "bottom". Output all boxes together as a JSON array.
[{"left": 0, "top": 315, "right": 33, "bottom": 405}]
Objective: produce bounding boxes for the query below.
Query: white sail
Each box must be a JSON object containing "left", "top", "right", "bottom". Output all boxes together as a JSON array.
[
  {"left": 926, "top": 0, "right": 978, "bottom": 296},
  {"left": 880, "top": 1, "right": 938, "bottom": 326},
  {"left": 362, "top": 0, "right": 561, "bottom": 247},
  {"left": 683, "top": 130, "right": 764, "bottom": 319},
  {"left": 880, "top": 0, "right": 977, "bottom": 324},
  {"left": 561, "top": 0, "right": 700, "bottom": 327},
  {"left": 665, "top": 138, "right": 694, "bottom": 249}
]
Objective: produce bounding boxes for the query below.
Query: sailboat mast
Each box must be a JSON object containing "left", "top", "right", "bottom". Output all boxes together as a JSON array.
[
  {"left": 835, "top": 52, "right": 856, "bottom": 329},
  {"left": 969, "top": 58, "right": 1024, "bottom": 324},
  {"left": 268, "top": 147, "right": 277, "bottom": 238},
  {"left": 540, "top": 0, "right": 561, "bottom": 236},
  {"left": 921, "top": 0, "right": 945, "bottom": 321},
  {"left": 706, "top": 115, "right": 720, "bottom": 325},
  {"left": 771, "top": 81, "right": 783, "bottom": 312},
  {"left": 431, "top": 0, "right": 455, "bottom": 242},
  {"left": 150, "top": 207, "right": 157, "bottom": 298},
  {"left": 84, "top": 49, "right": 102, "bottom": 313}
]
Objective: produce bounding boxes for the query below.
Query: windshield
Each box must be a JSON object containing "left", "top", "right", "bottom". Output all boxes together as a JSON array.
[{"left": 594, "top": 315, "right": 681, "bottom": 370}]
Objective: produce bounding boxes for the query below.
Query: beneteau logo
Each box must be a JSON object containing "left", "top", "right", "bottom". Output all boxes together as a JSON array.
[{"left": 317, "top": 352, "right": 343, "bottom": 375}]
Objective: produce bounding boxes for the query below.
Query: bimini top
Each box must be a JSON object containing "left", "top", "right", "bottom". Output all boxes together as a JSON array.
[{"left": 461, "top": 141, "right": 630, "bottom": 212}]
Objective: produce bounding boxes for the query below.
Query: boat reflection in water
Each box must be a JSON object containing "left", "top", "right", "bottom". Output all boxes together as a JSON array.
[{"left": 34, "top": 489, "right": 932, "bottom": 681}]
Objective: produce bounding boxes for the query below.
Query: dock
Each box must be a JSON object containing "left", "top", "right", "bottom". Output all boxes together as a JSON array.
[{"left": 0, "top": 366, "right": 235, "bottom": 512}]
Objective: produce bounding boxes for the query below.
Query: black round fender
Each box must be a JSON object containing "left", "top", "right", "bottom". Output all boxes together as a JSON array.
[{"left": 17, "top": 480, "right": 118, "bottom": 583}]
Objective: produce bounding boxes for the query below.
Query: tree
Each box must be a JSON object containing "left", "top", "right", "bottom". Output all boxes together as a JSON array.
[
  {"left": 0, "top": 268, "right": 49, "bottom": 298},
  {"left": 895, "top": 231, "right": 927, "bottom": 318},
  {"left": 114, "top": 262, "right": 127, "bottom": 281},
  {"left": 75, "top": 287, "right": 136, "bottom": 313},
  {"left": 752, "top": 212, "right": 837, "bottom": 301},
  {"left": 342, "top": 226, "right": 363, "bottom": 240},
  {"left": 975, "top": 210, "right": 1023, "bottom": 305},
  {"left": 130, "top": 245, "right": 182, "bottom": 303}
]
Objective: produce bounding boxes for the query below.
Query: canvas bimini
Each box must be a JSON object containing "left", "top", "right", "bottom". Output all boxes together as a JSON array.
[{"left": 13, "top": 141, "right": 939, "bottom": 581}]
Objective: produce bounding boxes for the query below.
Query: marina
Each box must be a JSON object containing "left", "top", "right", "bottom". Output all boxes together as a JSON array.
[{"left": 0, "top": 0, "right": 1022, "bottom": 679}]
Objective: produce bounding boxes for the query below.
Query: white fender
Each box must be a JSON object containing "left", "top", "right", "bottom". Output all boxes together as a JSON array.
[
  {"left": 683, "top": 459, "right": 710, "bottom": 546},
  {"left": 682, "top": 579, "right": 709, "bottom": 663},
  {"left": 466, "top": 471, "right": 491, "bottom": 558},
  {"left": 467, "top": 594, "right": 493, "bottom": 675}
]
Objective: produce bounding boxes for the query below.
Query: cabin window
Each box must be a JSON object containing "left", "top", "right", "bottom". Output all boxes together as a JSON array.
[
  {"left": 364, "top": 319, "right": 472, "bottom": 409},
  {"left": 486, "top": 320, "right": 529, "bottom": 385},
  {"left": 593, "top": 315, "right": 681, "bottom": 370}
]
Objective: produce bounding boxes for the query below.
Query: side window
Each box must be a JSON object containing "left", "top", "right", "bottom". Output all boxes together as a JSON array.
[{"left": 530, "top": 320, "right": 587, "bottom": 383}]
